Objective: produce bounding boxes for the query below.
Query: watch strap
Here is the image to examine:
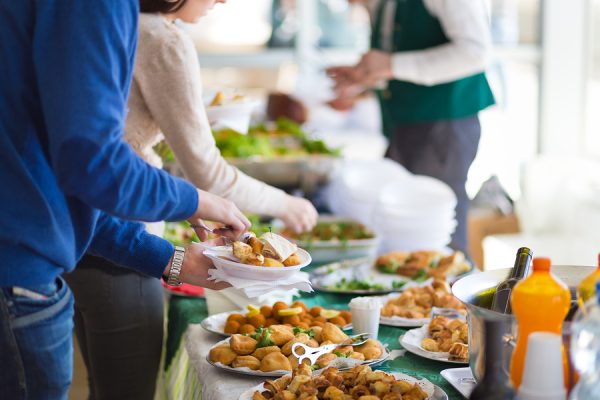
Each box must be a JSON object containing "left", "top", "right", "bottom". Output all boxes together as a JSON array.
[{"left": 166, "top": 246, "right": 185, "bottom": 286}]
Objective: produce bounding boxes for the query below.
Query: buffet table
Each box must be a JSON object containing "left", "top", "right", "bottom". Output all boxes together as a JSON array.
[{"left": 162, "top": 293, "right": 463, "bottom": 400}]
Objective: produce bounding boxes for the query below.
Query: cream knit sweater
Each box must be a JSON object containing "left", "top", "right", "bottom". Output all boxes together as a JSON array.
[{"left": 124, "top": 13, "right": 287, "bottom": 217}]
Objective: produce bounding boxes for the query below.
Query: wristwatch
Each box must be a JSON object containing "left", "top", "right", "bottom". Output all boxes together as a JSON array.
[{"left": 164, "top": 246, "right": 185, "bottom": 286}]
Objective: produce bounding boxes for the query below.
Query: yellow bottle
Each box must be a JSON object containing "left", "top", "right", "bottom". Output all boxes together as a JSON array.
[
  {"left": 510, "top": 257, "right": 571, "bottom": 389},
  {"left": 578, "top": 254, "right": 600, "bottom": 303}
]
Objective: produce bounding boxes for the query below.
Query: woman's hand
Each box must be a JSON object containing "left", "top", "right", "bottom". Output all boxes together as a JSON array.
[
  {"left": 188, "top": 189, "right": 250, "bottom": 241},
  {"left": 279, "top": 196, "right": 318, "bottom": 234},
  {"left": 177, "top": 241, "right": 230, "bottom": 290}
]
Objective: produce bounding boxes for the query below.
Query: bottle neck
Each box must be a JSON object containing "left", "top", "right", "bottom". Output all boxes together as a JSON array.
[{"left": 509, "top": 251, "right": 532, "bottom": 279}]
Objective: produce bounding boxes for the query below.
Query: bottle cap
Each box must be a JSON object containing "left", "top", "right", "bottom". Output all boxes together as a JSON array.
[{"left": 532, "top": 257, "right": 551, "bottom": 272}]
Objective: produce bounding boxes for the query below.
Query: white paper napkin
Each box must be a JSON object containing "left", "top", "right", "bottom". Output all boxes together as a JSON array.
[{"left": 208, "top": 267, "right": 313, "bottom": 299}]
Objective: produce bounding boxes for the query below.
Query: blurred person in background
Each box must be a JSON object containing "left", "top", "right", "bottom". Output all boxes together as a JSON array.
[
  {"left": 327, "top": 0, "right": 495, "bottom": 257},
  {"left": 65, "top": 0, "right": 318, "bottom": 398},
  {"left": 0, "top": 1, "right": 250, "bottom": 399}
]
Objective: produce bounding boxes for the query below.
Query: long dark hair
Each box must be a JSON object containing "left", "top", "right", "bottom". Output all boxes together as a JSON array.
[{"left": 140, "top": 0, "right": 187, "bottom": 13}]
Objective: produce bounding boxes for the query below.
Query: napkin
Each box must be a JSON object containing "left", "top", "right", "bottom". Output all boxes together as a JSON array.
[{"left": 208, "top": 267, "right": 313, "bottom": 299}]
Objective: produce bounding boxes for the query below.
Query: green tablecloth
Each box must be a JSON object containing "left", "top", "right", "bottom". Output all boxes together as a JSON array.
[{"left": 166, "top": 292, "right": 463, "bottom": 400}]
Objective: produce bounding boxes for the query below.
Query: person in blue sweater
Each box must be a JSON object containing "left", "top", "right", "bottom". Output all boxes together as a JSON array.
[{"left": 0, "top": 1, "right": 251, "bottom": 399}]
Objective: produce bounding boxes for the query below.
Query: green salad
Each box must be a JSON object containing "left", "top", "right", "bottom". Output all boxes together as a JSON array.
[
  {"left": 213, "top": 118, "right": 340, "bottom": 159},
  {"left": 325, "top": 278, "right": 406, "bottom": 292},
  {"left": 282, "top": 220, "right": 375, "bottom": 243}
]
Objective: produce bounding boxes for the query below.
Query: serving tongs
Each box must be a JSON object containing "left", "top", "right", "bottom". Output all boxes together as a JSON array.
[{"left": 291, "top": 333, "right": 370, "bottom": 366}]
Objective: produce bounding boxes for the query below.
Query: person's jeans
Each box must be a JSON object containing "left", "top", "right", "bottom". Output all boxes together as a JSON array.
[{"left": 0, "top": 277, "right": 74, "bottom": 400}]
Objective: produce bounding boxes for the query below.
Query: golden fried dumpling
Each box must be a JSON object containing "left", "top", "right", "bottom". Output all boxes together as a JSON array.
[
  {"left": 321, "top": 323, "right": 349, "bottom": 344},
  {"left": 311, "top": 326, "right": 323, "bottom": 342},
  {"left": 230, "top": 334, "right": 258, "bottom": 355},
  {"left": 232, "top": 355, "right": 260, "bottom": 370},
  {"left": 448, "top": 343, "right": 469, "bottom": 362},
  {"left": 323, "top": 386, "right": 345, "bottom": 400},
  {"left": 248, "top": 236, "right": 264, "bottom": 255},
  {"left": 264, "top": 257, "right": 285, "bottom": 267},
  {"left": 209, "top": 345, "right": 237, "bottom": 365},
  {"left": 233, "top": 241, "right": 253, "bottom": 260},
  {"left": 261, "top": 352, "right": 292, "bottom": 372},
  {"left": 316, "top": 353, "right": 337, "bottom": 369},
  {"left": 270, "top": 325, "right": 295, "bottom": 346},
  {"left": 287, "top": 374, "right": 311, "bottom": 394},
  {"left": 354, "top": 339, "right": 383, "bottom": 360},
  {"left": 275, "top": 390, "right": 298, "bottom": 400},
  {"left": 281, "top": 333, "right": 313, "bottom": 356},
  {"left": 390, "top": 380, "right": 414, "bottom": 394},
  {"left": 421, "top": 338, "right": 439, "bottom": 352},
  {"left": 349, "top": 352, "right": 365, "bottom": 361},
  {"left": 251, "top": 346, "right": 281, "bottom": 360},
  {"left": 252, "top": 392, "right": 269, "bottom": 400},
  {"left": 242, "top": 252, "right": 265, "bottom": 266},
  {"left": 294, "top": 362, "right": 312, "bottom": 377},
  {"left": 402, "top": 385, "right": 428, "bottom": 400},
  {"left": 283, "top": 253, "right": 301, "bottom": 267}
]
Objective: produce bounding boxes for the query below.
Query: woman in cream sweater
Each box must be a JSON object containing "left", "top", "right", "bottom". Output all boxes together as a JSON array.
[{"left": 66, "top": 0, "right": 318, "bottom": 398}]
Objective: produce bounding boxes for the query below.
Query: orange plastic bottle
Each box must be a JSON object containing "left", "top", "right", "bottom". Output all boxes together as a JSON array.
[{"left": 509, "top": 257, "right": 571, "bottom": 389}]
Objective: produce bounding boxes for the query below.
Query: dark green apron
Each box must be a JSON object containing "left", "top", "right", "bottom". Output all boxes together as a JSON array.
[{"left": 372, "top": 0, "right": 495, "bottom": 137}]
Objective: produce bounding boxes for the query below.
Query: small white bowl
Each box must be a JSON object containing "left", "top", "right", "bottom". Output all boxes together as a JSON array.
[{"left": 203, "top": 247, "right": 312, "bottom": 281}]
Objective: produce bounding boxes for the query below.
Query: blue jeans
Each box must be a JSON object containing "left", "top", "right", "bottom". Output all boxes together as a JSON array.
[{"left": 0, "top": 277, "right": 74, "bottom": 400}]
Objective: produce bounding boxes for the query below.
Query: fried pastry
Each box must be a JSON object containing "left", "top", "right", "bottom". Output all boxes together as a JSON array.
[
  {"left": 209, "top": 345, "right": 237, "bottom": 365},
  {"left": 449, "top": 342, "right": 469, "bottom": 362},
  {"left": 283, "top": 253, "right": 301, "bottom": 267},
  {"left": 230, "top": 335, "right": 258, "bottom": 355},
  {"left": 321, "top": 323, "right": 349, "bottom": 344},
  {"left": 251, "top": 346, "right": 281, "bottom": 360},
  {"left": 354, "top": 339, "right": 383, "bottom": 360},
  {"left": 270, "top": 325, "right": 295, "bottom": 346},
  {"left": 261, "top": 352, "right": 292, "bottom": 372},
  {"left": 264, "top": 257, "right": 285, "bottom": 267},
  {"left": 232, "top": 355, "right": 260, "bottom": 370}
]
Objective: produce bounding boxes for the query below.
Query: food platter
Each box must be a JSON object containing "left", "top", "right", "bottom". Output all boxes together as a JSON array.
[
  {"left": 399, "top": 327, "right": 469, "bottom": 365},
  {"left": 207, "top": 337, "right": 391, "bottom": 378},
  {"left": 200, "top": 309, "right": 352, "bottom": 337},
  {"left": 310, "top": 258, "right": 420, "bottom": 295},
  {"left": 238, "top": 370, "right": 449, "bottom": 400}
]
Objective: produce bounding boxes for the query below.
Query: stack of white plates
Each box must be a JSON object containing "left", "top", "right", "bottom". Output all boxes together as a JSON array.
[
  {"left": 324, "top": 159, "right": 411, "bottom": 226},
  {"left": 374, "top": 175, "right": 457, "bottom": 252},
  {"left": 325, "top": 160, "right": 457, "bottom": 252}
]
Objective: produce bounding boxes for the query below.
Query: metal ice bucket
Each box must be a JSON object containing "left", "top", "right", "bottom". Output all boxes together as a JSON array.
[{"left": 451, "top": 265, "right": 594, "bottom": 382}]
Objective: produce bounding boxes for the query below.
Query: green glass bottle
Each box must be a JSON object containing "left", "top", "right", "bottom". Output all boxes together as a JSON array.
[{"left": 490, "top": 247, "right": 533, "bottom": 314}]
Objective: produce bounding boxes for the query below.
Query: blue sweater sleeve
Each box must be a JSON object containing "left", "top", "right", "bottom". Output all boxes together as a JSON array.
[
  {"left": 32, "top": 0, "right": 197, "bottom": 222},
  {"left": 88, "top": 213, "right": 174, "bottom": 279}
]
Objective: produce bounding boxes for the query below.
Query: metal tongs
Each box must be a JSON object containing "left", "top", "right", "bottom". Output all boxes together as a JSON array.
[{"left": 291, "top": 333, "right": 370, "bottom": 366}]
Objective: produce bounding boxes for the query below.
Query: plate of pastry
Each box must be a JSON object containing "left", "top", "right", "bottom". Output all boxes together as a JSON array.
[
  {"left": 375, "top": 250, "right": 472, "bottom": 281},
  {"left": 200, "top": 301, "right": 352, "bottom": 337},
  {"left": 379, "top": 280, "right": 466, "bottom": 327},
  {"left": 207, "top": 323, "right": 389, "bottom": 377},
  {"left": 203, "top": 232, "right": 311, "bottom": 280},
  {"left": 239, "top": 363, "right": 448, "bottom": 400},
  {"left": 399, "top": 314, "right": 469, "bottom": 364}
]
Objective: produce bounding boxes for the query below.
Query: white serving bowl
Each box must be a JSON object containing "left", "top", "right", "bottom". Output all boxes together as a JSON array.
[
  {"left": 379, "top": 176, "right": 457, "bottom": 210},
  {"left": 203, "top": 247, "right": 311, "bottom": 281}
]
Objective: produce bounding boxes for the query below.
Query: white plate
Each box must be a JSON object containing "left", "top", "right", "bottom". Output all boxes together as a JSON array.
[
  {"left": 208, "top": 338, "right": 390, "bottom": 378},
  {"left": 200, "top": 310, "right": 352, "bottom": 337},
  {"left": 239, "top": 370, "right": 448, "bottom": 400},
  {"left": 440, "top": 367, "right": 476, "bottom": 398},
  {"left": 204, "top": 246, "right": 311, "bottom": 281},
  {"left": 399, "top": 326, "right": 469, "bottom": 365}
]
